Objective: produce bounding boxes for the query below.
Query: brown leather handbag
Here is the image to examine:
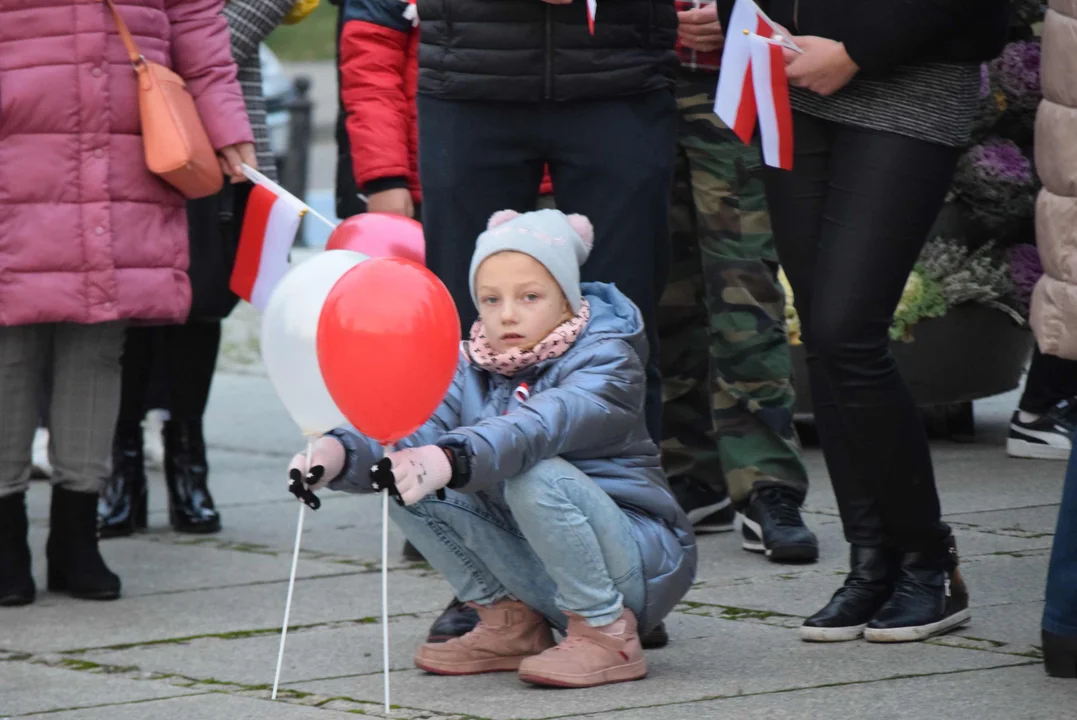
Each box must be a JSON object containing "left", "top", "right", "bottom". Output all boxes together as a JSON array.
[{"left": 103, "top": 0, "right": 224, "bottom": 199}]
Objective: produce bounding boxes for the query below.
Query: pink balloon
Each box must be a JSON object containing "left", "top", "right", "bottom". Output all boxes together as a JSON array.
[{"left": 326, "top": 213, "right": 425, "bottom": 265}]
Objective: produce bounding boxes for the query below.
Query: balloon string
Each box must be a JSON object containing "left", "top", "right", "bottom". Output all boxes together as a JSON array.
[
  {"left": 273, "top": 437, "right": 313, "bottom": 699},
  {"left": 381, "top": 443, "right": 395, "bottom": 713}
]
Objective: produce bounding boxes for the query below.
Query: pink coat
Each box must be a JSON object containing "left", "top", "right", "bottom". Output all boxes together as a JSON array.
[
  {"left": 0, "top": 0, "right": 254, "bottom": 326},
  {"left": 1031, "top": 0, "right": 1077, "bottom": 359}
]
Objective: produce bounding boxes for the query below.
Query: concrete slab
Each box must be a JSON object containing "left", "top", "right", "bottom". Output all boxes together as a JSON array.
[
  {"left": 0, "top": 662, "right": 195, "bottom": 717},
  {"left": 947, "top": 505, "right": 1061, "bottom": 538},
  {"left": 943, "top": 600, "right": 1045, "bottom": 657},
  {"left": 17, "top": 692, "right": 360, "bottom": 720},
  {"left": 686, "top": 545, "right": 1050, "bottom": 620},
  {"left": 289, "top": 617, "right": 1031, "bottom": 720},
  {"left": 22, "top": 528, "right": 357, "bottom": 600},
  {"left": 0, "top": 570, "right": 452, "bottom": 654},
  {"left": 79, "top": 615, "right": 435, "bottom": 688},
  {"left": 586, "top": 663, "right": 1064, "bottom": 720}
]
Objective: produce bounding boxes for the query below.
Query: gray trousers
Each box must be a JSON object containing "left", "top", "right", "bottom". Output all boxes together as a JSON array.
[{"left": 0, "top": 322, "right": 125, "bottom": 498}]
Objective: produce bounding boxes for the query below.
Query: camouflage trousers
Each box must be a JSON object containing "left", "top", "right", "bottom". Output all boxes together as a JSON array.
[{"left": 658, "top": 71, "right": 808, "bottom": 506}]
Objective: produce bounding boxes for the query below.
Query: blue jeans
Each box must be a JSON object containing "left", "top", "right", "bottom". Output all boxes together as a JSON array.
[
  {"left": 1044, "top": 440, "right": 1077, "bottom": 636},
  {"left": 390, "top": 458, "right": 646, "bottom": 630}
]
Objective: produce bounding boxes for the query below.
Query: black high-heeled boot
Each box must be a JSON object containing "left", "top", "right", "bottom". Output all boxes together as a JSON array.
[
  {"left": 97, "top": 427, "right": 147, "bottom": 538},
  {"left": 801, "top": 545, "right": 901, "bottom": 642},
  {"left": 163, "top": 420, "right": 220, "bottom": 533},
  {"left": 47, "top": 487, "right": 121, "bottom": 600},
  {"left": 864, "top": 534, "right": 970, "bottom": 643},
  {"left": 1043, "top": 629, "right": 1077, "bottom": 678},
  {"left": 0, "top": 492, "right": 35, "bottom": 606}
]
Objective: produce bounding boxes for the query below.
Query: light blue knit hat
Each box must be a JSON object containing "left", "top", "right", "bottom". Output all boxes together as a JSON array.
[{"left": 468, "top": 209, "right": 595, "bottom": 313}]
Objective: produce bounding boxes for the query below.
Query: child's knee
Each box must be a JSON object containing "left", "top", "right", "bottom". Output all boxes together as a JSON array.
[{"left": 503, "top": 457, "right": 578, "bottom": 508}]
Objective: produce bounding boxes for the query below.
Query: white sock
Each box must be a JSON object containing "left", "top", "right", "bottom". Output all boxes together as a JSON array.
[{"left": 1018, "top": 411, "right": 1042, "bottom": 424}]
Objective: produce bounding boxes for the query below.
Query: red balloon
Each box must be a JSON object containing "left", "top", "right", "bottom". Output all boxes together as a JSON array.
[
  {"left": 316, "top": 257, "right": 460, "bottom": 445},
  {"left": 326, "top": 213, "right": 425, "bottom": 265}
]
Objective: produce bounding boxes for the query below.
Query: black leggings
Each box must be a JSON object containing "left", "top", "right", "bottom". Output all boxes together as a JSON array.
[
  {"left": 1020, "top": 348, "right": 1077, "bottom": 415},
  {"left": 116, "top": 322, "right": 222, "bottom": 436},
  {"left": 763, "top": 113, "right": 960, "bottom": 551}
]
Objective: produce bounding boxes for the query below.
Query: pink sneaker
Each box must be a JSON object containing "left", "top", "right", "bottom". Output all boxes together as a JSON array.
[
  {"left": 518, "top": 609, "right": 648, "bottom": 688},
  {"left": 414, "top": 599, "right": 555, "bottom": 675}
]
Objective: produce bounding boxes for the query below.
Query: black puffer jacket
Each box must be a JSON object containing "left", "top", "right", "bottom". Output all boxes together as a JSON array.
[{"left": 416, "top": 0, "right": 679, "bottom": 102}]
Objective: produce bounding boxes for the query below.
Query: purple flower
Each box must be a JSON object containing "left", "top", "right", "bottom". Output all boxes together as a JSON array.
[
  {"left": 990, "top": 41, "right": 1042, "bottom": 108},
  {"left": 980, "top": 63, "right": 991, "bottom": 99},
  {"left": 970, "top": 138, "right": 1033, "bottom": 185}
]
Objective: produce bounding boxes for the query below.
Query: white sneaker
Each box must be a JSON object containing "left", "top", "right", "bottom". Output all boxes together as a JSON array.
[{"left": 1007, "top": 402, "right": 1076, "bottom": 460}]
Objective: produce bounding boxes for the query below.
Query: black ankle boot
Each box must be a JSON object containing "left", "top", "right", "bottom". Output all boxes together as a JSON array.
[
  {"left": 1043, "top": 629, "right": 1077, "bottom": 678},
  {"left": 0, "top": 492, "right": 35, "bottom": 606},
  {"left": 427, "top": 597, "right": 480, "bottom": 643},
  {"left": 98, "top": 428, "right": 147, "bottom": 538},
  {"left": 47, "top": 487, "right": 121, "bottom": 600},
  {"left": 801, "top": 545, "right": 901, "bottom": 642},
  {"left": 864, "top": 534, "right": 970, "bottom": 642},
  {"left": 163, "top": 420, "right": 220, "bottom": 534}
]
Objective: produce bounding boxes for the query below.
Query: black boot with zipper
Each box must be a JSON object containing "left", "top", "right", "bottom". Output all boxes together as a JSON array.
[
  {"left": 864, "top": 534, "right": 970, "bottom": 642},
  {"left": 47, "top": 487, "right": 121, "bottom": 600},
  {"left": 97, "top": 427, "right": 147, "bottom": 538},
  {"left": 1, "top": 492, "right": 35, "bottom": 606},
  {"left": 163, "top": 420, "right": 220, "bottom": 534},
  {"left": 801, "top": 545, "right": 901, "bottom": 642}
]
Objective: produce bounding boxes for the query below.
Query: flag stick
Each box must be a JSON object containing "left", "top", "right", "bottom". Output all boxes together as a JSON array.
[
  {"left": 272, "top": 438, "right": 314, "bottom": 699},
  {"left": 241, "top": 164, "right": 338, "bottom": 230}
]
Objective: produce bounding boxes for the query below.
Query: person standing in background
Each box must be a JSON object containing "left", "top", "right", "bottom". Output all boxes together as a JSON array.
[
  {"left": 97, "top": 0, "right": 295, "bottom": 538},
  {"left": 415, "top": 0, "right": 680, "bottom": 447},
  {"left": 1031, "top": 0, "right": 1077, "bottom": 678},
  {"left": 0, "top": 0, "right": 253, "bottom": 607},
  {"left": 716, "top": 0, "right": 1008, "bottom": 643},
  {"left": 659, "top": 0, "right": 818, "bottom": 562}
]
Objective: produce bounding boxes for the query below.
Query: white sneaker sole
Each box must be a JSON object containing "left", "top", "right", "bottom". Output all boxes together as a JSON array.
[
  {"left": 1007, "top": 438, "right": 1071, "bottom": 461},
  {"left": 863, "top": 609, "right": 972, "bottom": 643},
  {"left": 736, "top": 512, "right": 767, "bottom": 554},
  {"left": 800, "top": 623, "right": 867, "bottom": 643},
  {"left": 686, "top": 496, "right": 732, "bottom": 526}
]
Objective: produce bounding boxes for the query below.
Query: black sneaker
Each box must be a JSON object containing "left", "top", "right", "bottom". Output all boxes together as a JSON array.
[
  {"left": 737, "top": 487, "right": 818, "bottom": 563},
  {"left": 640, "top": 621, "right": 670, "bottom": 649},
  {"left": 1007, "top": 400, "right": 1077, "bottom": 460},
  {"left": 670, "top": 477, "right": 735, "bottom": 533}
]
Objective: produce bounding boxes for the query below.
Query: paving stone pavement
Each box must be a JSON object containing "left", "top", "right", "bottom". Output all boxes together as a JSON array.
[{"left": 3, "top": 315, "right": 1076, "bottom": 717}]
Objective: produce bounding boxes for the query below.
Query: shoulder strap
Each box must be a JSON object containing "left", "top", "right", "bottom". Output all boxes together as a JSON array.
[{"left": 101, "top": 0, "right": 145, "bottom": 67}]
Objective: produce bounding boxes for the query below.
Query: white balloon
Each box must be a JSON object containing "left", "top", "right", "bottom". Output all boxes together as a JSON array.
[{"left": 261, "top": 250, "right": 369, "bottom": 436}]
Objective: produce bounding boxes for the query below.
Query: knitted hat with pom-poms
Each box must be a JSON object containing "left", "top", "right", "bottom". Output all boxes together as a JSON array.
[{"left": 468, "top": 209, "right": 595, "bottom": 313}]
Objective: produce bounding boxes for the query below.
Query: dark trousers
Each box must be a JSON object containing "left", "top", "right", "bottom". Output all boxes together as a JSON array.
[
  {"left": 116, "top": 323, "right": 222, "bottom": 436},
  {"left": 1045, "top": 444, "right": 1077, "bottom": 637},
  {"left": 417, "top": 91, "right": 678, "bottom": 443},
  {"left": 1020, "top": 348, "right": 1077, "bottom": 415},
  {"left": 762, "top": 113, "right": 959, "bottom": 550}
]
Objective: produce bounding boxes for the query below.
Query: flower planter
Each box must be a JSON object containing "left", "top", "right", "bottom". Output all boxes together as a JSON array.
[{"left": 791, "top": 305, "right": 1033, "bottom": 416}]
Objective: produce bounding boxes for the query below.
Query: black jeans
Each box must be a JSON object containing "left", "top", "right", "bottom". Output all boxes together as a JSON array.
[
  {"left": 763, "top": 113, "right": 959, "bottom": 551},
  {"left": 1019, "top": 348, "right": 1077, "bottom": 415},
  {"left": 116, "top": 322, "right": 223, "bottom": 437},
  {"left": 418, "top": 91, "right": 678, "bottom": 443}
]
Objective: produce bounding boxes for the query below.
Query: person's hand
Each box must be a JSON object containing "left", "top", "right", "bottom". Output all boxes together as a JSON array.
[
  {"left": 381, "top": 446, "right": 453, "bottom": 505},
  {"left": 782, "top": 36, "right": 858, "bottom": 97},
  {"left": 677, "top": 5, "right": 724, "bottom": 53},
  {"left": 287, "top": 436, "right": 346, "bottom": 494},
  {"left": 366, "top": 188, "right": 415, "bottom": 218},
  {"left": 218, "top": 142, "right": 257, "bottom": 184}
]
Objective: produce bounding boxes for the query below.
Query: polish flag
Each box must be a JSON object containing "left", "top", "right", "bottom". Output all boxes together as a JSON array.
[
  {"left": 748, "top": 33, "right": 794, "bottom": 170},
  {"left": 586, "top": 0, "right": 596, "bottom": 34},
  {"left": 230, "top": 178, "right": 306, "bottom": 311},
  {"left": 715, "top": 0, "right": 777, "bottom": 143}
]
